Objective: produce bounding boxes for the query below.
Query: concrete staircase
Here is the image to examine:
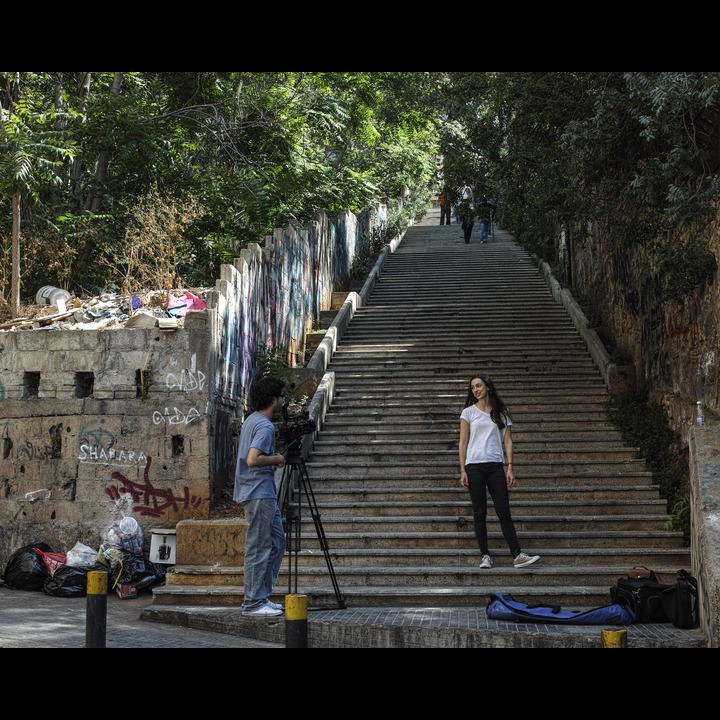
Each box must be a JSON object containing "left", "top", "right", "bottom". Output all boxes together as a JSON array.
[{"left": 153, "top": 221, "right": 690, "bottom": 611}]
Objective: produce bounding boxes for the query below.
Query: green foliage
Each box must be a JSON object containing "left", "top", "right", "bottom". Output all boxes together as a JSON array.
[
  {"left": 653, "top": 235, "right": 717, "bottom": 302},
  {"left": 349, "top": 188, "right": 430, "bottom": 288},
  {"left": 665, "top": 493, "right": 691, "bottom": 540},
  {"left": 254, "top": 342, "right": 292, "bottom": 378},
  {"left": 605, "top": 385, "right": 690, "bottom": 543},
  {"left": 0, "top": 72, "right": 444, "bottom": 298}
]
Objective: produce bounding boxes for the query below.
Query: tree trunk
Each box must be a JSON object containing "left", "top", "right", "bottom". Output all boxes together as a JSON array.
[
  {"left": 11, "top": 191, "right": 21, "bottom": 318},
  {"left": 88, "top": 72, "right": 123, "bottom": 213}
]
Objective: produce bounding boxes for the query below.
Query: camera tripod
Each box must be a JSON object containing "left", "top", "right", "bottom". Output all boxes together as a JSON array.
[{"left": 277, "top": 449, "right": 345, "bottom": 609}]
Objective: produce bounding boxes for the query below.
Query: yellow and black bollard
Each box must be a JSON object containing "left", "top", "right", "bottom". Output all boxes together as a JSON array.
[
  {"left": 86, "top": 570, "right": 108, "bottom": 648},
  {"left": 285, "top": 594, "right": 308, "bottom": 648},
  {"left": 601, "top": 627, "right": 627, "bottom": 648}
]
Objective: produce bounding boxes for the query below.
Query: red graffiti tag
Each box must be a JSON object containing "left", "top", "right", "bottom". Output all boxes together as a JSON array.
[{"left": 105, "top": 456, "right": 204, "bottom": 517}]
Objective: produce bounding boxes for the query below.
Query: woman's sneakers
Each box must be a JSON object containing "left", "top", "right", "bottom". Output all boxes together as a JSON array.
[
  {"left": 513, "top": 552, "right": 541, "bottom": 568},
  {"left": 479, "top": 554, "right": 493, "bottom": 569}
]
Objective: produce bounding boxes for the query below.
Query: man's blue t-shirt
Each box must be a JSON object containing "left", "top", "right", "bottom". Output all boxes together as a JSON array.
[{"left": 233, "top": 411, "right": 278, "bottom": 502}]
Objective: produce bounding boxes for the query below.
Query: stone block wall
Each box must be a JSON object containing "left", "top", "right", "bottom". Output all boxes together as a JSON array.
[{"left": 0, "top": 320, "right": 214, "bottom": 564}]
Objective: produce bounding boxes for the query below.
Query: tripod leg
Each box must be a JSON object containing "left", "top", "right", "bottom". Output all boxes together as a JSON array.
[
  {"left": 296, "top": 460, "right": 346, "bottom": 609},
  {"left": 278, "top": 463, "right": 301, "bottom": 596}
]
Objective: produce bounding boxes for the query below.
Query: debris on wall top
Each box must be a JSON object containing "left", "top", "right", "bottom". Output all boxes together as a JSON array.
[{"left": 0, "top": 289, "right": 209, "bottom": 333}]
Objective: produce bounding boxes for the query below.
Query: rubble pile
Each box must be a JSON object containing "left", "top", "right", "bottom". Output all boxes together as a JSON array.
[{"left": 0, "top": 289, "right": 210, "bottom": 333}]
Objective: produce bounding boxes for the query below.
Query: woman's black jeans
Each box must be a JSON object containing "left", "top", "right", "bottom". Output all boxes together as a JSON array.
[{"left": 465, "top": 462, "right": 521, "bottom": 558}]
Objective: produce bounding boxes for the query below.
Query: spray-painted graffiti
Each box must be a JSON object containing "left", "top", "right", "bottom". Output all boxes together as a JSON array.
[
  {"left": 77, "top": 420, "right": 147, "bottom": 467},
  {"left": 79, "top": 421, "right": 117, "bottom": 451},
  {"left": 22, "top": 489, "right": 52, "bottom": 503},
  {"left": 79, "top": 444, "right": 148, "bottom": 467},
  {"left": 152, "top": 406, "right": 201, "bottom": 426},
  {"left": 166, "top": 369, "right": 205, "bottom": 391},
  {"left": 16, "top": 441, "right": 56, "bottom": 461},
  {"left": 214, "top": 409, "right": 233, "bottom": 485},
  {"left": 166, "top": 354, "right": 206, "bottom": 392},
  {"left": 105, "top": 455, "right": 204, "bottom": 517}
]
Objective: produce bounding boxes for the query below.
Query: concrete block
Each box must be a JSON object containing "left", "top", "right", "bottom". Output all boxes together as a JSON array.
[{"left": 175, "top": 518, "right": 248, "bottom": 566}]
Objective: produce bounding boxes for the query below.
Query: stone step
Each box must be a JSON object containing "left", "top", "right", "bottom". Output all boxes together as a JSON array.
[
  {"left": 304, "top": 460, "right": 652, "bottom": 477},
  {"left": 338, "top": 333, "right": 586, "bottom": 345},
  {"left": 285, "top": 498, "right": 667, "bottom": 517},
  {"left": 286, "top": 513, "right": 673, "bottom": 533},
  {"left": 327, "top": 401, "right": 612, "bottom": 416},
  {"left": 309, "top": 485, "right": 662, "bottom": 502},
  {"left": 297, "top": 529, "right": 686, "bottom": 550},
  {"left": 321, "top": 410, "right": 615, "bottom": 424},
  {"left": 326, "top": 379, "right": 607, "bottom": 394},
  {"left": 149, "top": 581, "right": 634, "bottom": 611},
  {"left": 283, "top": 548, "right": 691, "bottom": 569},
  {"left": 331, "top": 389, "right": 610, "bottom": 403},
  {"left": 317, "top": 429, "right": 628, "bottom": 442},
  {"left": 163, "top": 564, "right": 688, "bottom": 590},
  {"left": 310, "top": 443, "right": 640, "bottom": 460},
  {"left": 327, "top": 361, "right": 603, "bottom": 375},
  {"left": 304, "top": 468, "right": 655, "bottom": 485},
  {"left": 330, "top": 348, "right": 592, "bottom": 360}
]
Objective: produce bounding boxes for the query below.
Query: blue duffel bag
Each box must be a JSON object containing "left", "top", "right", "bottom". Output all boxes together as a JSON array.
[{"left": 486, "top": 592, "right": 636, "bottom": 625}]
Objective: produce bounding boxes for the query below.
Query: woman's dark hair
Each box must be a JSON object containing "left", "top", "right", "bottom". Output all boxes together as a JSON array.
[
  {"left": 463, "top": 374, "right": 512, "bottom": 429},
  {"left": 248, "top": 375, "right": 286, "bottom": 412}
]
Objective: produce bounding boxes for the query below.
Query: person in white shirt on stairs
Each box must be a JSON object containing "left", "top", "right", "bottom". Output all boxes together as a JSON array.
[{"left": 458, "top": 374, "right": 541, "bottom": 569}]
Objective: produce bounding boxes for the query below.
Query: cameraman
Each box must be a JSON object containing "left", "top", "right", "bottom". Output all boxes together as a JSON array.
[{"left": 233, "top": 375, "right": 287, "bottom": 617}]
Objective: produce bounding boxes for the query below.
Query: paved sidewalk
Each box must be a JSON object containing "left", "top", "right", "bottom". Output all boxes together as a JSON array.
[{"left": 0, "top": 583, "right": 282, "bottom": 649}]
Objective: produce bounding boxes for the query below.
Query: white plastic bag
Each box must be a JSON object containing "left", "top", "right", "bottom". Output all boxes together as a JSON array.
[{"left": 65, "top": 541, "right": 99, "bottom": 568}]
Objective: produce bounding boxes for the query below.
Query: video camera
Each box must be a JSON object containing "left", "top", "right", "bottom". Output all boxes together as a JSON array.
[{"left": 279, "top": 401, "right": 316, "bottom": 455}]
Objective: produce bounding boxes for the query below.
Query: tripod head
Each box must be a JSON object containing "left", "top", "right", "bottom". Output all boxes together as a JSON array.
[{"left": 283, "top": 438, "right": 304, "bottom": 460}]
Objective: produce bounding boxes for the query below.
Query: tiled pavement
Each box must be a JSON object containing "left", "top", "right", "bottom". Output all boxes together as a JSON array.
[{"left": 140, "top": 601, "right": 707, "bottom": 649}]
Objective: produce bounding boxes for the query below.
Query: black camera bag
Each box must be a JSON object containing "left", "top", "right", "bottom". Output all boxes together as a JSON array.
[
  {"left": 660, "top": 570, "right": 699, "bottom": 629},
  {"left": 610, "top": 576, "right": 673, "bottom": 623}
]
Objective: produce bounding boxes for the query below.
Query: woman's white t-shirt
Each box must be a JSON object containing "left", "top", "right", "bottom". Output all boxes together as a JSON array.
[{"left": 460, "top": 405, "right": 512, "bottom": 464}]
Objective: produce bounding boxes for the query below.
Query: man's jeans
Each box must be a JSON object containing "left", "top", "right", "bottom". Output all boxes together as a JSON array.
[
  {"left": 480, "top": 218, "right": 491, "bottom": 241},
  {"left": 242, "top": 497, "right": 286, "bottom": 609}
]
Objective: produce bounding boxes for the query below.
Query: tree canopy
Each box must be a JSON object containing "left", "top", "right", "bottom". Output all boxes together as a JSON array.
[{"left": 3, "top": 71, "right": 720, "bottom": 310}]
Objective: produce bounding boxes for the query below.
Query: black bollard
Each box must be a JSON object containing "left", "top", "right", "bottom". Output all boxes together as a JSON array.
[
  {"left": 285, "top": 594, "right": 308, "bottom": 648},
  {"left": 86, "top": 570, "right": 108, "bottom": 648}
]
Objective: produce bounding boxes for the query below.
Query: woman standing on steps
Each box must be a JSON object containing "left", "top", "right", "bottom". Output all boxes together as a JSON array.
[{"left": 458, "top": 374, "right": 541, "bottom": 569}]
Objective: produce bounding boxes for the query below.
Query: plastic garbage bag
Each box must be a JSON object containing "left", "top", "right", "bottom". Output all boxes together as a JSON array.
[
  {"left": 2, "top": 541, "right": 54, "bottom": 591},
  {"left": 65, "top": 541, "right": 99, "bottom": 568},
  {"left": 102, "top": 516, "right": 144, "bottom": 555},
  {"left": 36, "top": 549, "right": 68, "bottom": 576},
  {"left": 42, "top": 564, "right": 89, "bottom": 597},
  {"left": 98, "top": 546, "right": 147, "bottom": 586}
]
